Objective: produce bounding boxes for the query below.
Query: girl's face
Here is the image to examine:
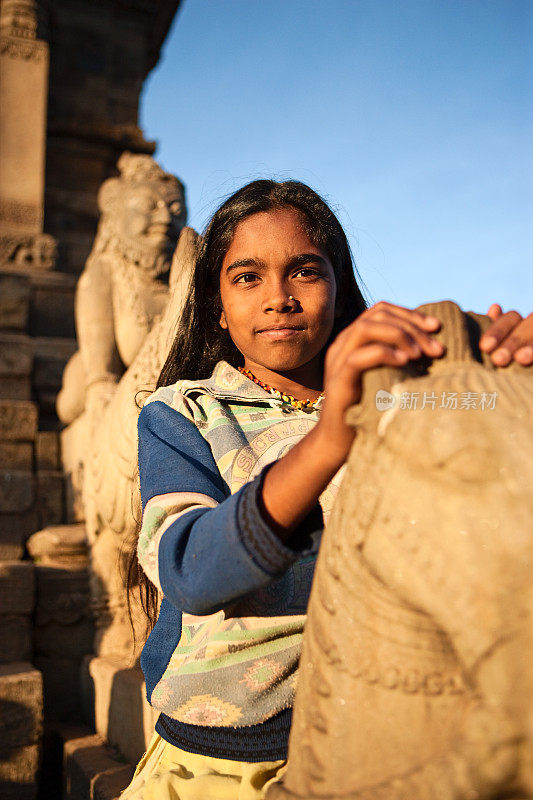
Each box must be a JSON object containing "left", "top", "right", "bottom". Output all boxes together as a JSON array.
[{"left": 219, "top": 207, "right": 338, "bottom": 381}]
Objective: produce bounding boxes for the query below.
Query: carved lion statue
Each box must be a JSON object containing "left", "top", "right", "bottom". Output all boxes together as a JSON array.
[
  {"left": 81, "top": 225, "right": 198, "bottom": 658},
  {"left": 57, "top": 151, "right": 186, "bottom": 425},
  {"left": 56, "top": 152, "right": 198, "bottom": 658},
  {"left": 269, "top": 300, "right": 533, "bottom": 800}
]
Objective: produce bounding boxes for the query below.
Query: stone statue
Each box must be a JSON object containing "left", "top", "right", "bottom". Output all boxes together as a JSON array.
[
  {"left": 57, "top": 151, "right": 186, "bottom": 424},
  {"left": 56, "top": 152, "right": 198, "bottom": 658},
  {"left": 83, "top": 226, "right": 198, "bottom": 658},
  {"left": 268, "top": 301, "right": 533, "bottom": 800}
]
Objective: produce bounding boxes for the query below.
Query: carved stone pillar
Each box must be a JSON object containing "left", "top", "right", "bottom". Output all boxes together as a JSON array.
[{"left": 0, "top": 1, "right": 52, "bottom": 267}]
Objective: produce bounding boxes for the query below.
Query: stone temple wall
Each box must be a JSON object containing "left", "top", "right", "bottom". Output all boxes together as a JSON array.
[{"left": 0, "top": 2, "right": 182, "bottom": 797}]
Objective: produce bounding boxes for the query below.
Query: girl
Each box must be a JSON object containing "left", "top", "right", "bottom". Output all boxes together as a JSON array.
[{"left": 122, "top": 179, "right": 532, "bottom": 800}]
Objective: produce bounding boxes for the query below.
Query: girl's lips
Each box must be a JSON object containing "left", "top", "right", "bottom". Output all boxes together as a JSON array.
[{"left": 257, "top": 328, "right": 304, "bottom": 340}]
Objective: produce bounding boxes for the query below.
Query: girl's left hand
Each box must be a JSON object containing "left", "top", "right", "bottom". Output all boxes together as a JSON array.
[{"left": 479, "top": 304, "right": 533, "bottom": 366}]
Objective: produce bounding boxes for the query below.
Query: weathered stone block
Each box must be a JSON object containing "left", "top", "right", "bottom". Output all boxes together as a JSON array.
[
  {"left": 0, "top": 273, "right": 31, "bottom": 330},
  {"left": 39, "top": 722, "right": 93, "bottom": 800},
  {"left": 0, "top": 470, "right": 34, "bottom": 513},
  {"left": 0, "top": 663, "right": 42, "bottom": 750},
  {"left": 33, "top": 389, "right": 60, "bottom": 419},
  {"left": 88, "top": 656, "right": 157, "bottom": 766},
  {"left": 27, "top": 523, "right": 88, "bottom": 568},
  {"left": 35, "top": 430, "right": 60, "bottom": 471},
  {"left": 29, "top": 273, "right": 76, "bottom": 339},
  {"left": 0, "top": 743, "right": 39, "bottom": 800},
  {"left": 33, "top": 656, "right": 84, "bottom": 722},
  {"left": 63, "top": 732, "right": 134, "bottom": 800},
  {"left": 0, "top": 401, "right": 38, "bottom": 441},
  {"left": 0, "top": 333, "right": 32, "bottom": 377},
  {"left": 38, "top": 724, "right": 92, "bottom": 800},
  {"left": 0, "top": 510, "right": 40, "bottom": 560},
  {"left": 0, "top": 561, "right": 35, "bottom": 615},
  {"left": 0, "top": 440, "right": 33, "bottom": 470},
  {"left": 34, "top": 619, "right": 93, "bottom": 660},
  {"left": 32, "top": 338, "right": 77, "bottom": 417},
  {"left": 32, "top": 562, "right": 92, "bottom": 662},
  {"left": 32, "top": 336, "right": 77, "bottom": 388},
  {"left": 0, "top": 616, "right": 32, "bottom": 663},
  {"left": 0, "top": 375, "right": 32, "bottom": 401},
  {"left": 36, "top": 471, "right": 64, "bottom": 526}
]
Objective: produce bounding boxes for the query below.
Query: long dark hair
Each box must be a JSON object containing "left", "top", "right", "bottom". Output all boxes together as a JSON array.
[{"left": 133, "top": 179, "right": 368, "bottom": 633}]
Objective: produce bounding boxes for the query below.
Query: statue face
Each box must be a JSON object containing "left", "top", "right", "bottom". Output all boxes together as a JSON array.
[{"left": 115, "top": 183, "right": 184, "bottom": 254}]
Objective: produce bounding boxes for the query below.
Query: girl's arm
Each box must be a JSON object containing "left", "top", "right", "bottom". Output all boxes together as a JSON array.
[
  {"left": 137, "top": 399, "right": 315, "bottom": 615},
  {"left": 260, "top": 301, "right": 444, "bottom": 540}
]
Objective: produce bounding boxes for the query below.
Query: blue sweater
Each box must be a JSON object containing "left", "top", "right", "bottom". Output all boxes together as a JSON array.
[{"left": 137, "top": 361, "right": 344, "bottom": 761}]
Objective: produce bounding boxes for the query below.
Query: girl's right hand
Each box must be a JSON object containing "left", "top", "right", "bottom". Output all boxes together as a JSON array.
[
  {"left": 261, "top": 301, "right": 445, "bottom": 540},
  {"left": 316, "top": 301, "right": 445, "bottom": 465}
]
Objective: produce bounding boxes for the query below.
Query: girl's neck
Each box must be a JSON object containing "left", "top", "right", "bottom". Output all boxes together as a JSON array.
[{"left": 241, "top": 358, "right": 323, "bottom": 402}]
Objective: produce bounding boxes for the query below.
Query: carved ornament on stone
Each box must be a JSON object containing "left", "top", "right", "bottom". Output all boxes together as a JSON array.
[
  {"left": 0, "top": 0, "right": 47, "bottom": 60},
  {"left": 0, "top": 233, "right": 57, "bottom": 270}
]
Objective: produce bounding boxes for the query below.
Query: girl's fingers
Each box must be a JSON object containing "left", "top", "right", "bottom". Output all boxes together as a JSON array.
[
  {"left": 330, "top": 343, "right": 409, "bottom": 391},
  {"left": 333, "top": 314, "right": 444, "bottom": 365},
  {"left": 364, "top": 309, "right": 444, "bottom": 356},
  {"left": 365, "top": 301, "right": 441, "bottom": 331},
  {"left": 486, "top": 303, "right": 503, "bottom": 321},
  {"left": 479, "top": 310, "right": 530, "bottom": 366},
  {"left": 335, "top": 344, "right": 410, "bottom": 398},
  {"left": 347, "top": 342, "right": 409, "bottom": 371},
  {"left": 514, "top": 346, "right": 533, "bottom": 366},
  {"left": 325, "top": 302, "right": 445, "bottom": 391},
  {"left": 486, "top": 312, "right": 533, "bottom": 366},
  {"left": 479, "top": 309, "right": 521, "bottom": 352},
  {"left": 327, "top": 344, "right": 409, "bottom": 406},
  {"left": 335, "top": 301, "right": 440, "bottom": 348}
]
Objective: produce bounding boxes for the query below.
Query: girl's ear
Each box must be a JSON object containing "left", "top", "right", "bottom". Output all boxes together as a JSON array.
[{"left": 219, "top": 309, "right": 228, "bottom": 329}]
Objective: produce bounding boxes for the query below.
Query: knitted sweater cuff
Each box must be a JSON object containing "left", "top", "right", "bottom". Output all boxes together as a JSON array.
[{"left": 236, "top": 465, "right": 309, "bottom": 576}]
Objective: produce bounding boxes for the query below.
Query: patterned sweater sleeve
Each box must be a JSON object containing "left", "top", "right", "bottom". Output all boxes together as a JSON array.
[{"left": 137, "top": 398, "right": 304, "bottom": 615}]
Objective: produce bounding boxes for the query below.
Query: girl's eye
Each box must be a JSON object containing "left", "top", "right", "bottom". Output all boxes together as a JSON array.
[
  {"left": 294, "top": 267, "right": 320, "bottom": 278},
  {"left": 234, "top": 273, "right": 258, "bottom": 284}
]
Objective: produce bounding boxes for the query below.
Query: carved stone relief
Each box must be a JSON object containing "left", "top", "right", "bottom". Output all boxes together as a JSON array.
[
  {"left": 0, "top": 0, "right": 47, "bottom": 61},
  {"left": 268, "top": 301, "right": 533, "bottom": 799},
  {"left": 0, "top": 233, "right": 57, "bottom": 269}
]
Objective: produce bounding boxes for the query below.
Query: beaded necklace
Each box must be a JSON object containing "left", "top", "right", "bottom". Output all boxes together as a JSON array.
[{"left": 238, "top": 366, "right": 323, "bottom": 411}]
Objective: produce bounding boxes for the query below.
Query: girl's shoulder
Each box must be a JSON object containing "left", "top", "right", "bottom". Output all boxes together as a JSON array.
[
  {"left": 141, "top": 361, "right": 267, "bottom": 420},
  {"left": 141, "top": 379, "right": 210, "bottom": 426}
]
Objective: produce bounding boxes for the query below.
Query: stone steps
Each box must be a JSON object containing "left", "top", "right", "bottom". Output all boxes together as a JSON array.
[
  {"left": 0, "top": 662, "right": 43, "bottom": 800},
  {"left": 0, "top": 400, "right": 64, "bottom": 560},
  {"left": 36, "top": 724, "right": 135, "bottom": 800},
  {"left": 0, "top": 267, "right": 76, "bottom": 340},
  {"left": 84, "top": 657, "right": 157, "bottom": 767},
  {"left": 63, "top": 730, "right": 135, "bottom": 800}
]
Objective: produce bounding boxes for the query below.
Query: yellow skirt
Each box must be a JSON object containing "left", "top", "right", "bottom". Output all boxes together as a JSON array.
[{"left": 120, "top": 731, "right": 287, "bottom": 800}]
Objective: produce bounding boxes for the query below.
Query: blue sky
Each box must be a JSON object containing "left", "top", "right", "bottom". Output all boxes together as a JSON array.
[{"left": 141, "top": 0, "right": 532, "bottom": 314}]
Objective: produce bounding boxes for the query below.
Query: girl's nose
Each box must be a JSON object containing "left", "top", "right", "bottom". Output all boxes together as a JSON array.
[{"left": 262, "top": 287, "right": 297, "bottom": 313}]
